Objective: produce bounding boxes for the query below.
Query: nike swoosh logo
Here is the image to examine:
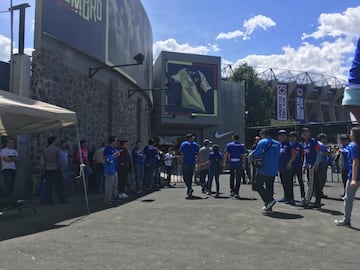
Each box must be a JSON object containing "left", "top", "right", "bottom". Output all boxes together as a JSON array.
[{"left": 214, "top": 131, "right": 233, "bottom": 139}]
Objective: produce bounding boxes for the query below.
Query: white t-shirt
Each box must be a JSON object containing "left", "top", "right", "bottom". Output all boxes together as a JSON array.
[
  {"left": 1, "top": 147, "right": 18, "bottom": 170},
  {"left": 165, "top": 153, "right": 174, "bottom": 167}
]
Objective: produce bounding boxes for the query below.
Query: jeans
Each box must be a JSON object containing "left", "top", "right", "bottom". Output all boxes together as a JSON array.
[
  {"left": 182, "top": 164, "right": 195, "bottom": 194},
  {"left": 292, "top": 168, "right": 305, "bottom": 198},
  {"left": 45, "top": 169, "right": 65, "bottom": 204},
  {"left": 341, "top": 169, "right": 349, "bottom": 191},
  {"left": 134, "top": 164, "right": 144, "bottom": 191},
  {"left": 144, "top": 164, "right": 155, "bottom": 188},
  {"left": 305, "top": 167, "right": 322, "bottom": 204},
  {"left": 343, "top": 180, "right": 360, "bottom": 223},
  {"left": 105, "top": 172, "right": 118, "bottom": 202},
  {"left": 318, "top": 165, "right": 328, "bottom": 195},
  {"left": 2, "top": 169, "right": 16, "bottom": 199},
  {"left": 165, "top": 166, "right": 173, "bottom": 183},
  {"left": 118, "top": 167, "right": 130, "bottom": 194},
  {"left": 279, "top": 169, "right": 294, "bottom": 200},
  {"left": 199, "top": 169, "right": 209, "bottom": 191},
  {"left": 208, "top": 170, "right": 220, "bottom": 193},
  {"left": 254, "top": 173, "right": 275, "bottom": 204},
  {"left": 229, "top": 166, "right": 242, "bottom": 194}
]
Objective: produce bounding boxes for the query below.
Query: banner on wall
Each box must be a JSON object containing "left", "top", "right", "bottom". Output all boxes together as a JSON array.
[
  {"left": 295, "top": 85, "right": 305, "bottom": 122},
  {"left": 277, "top": 84, "right": 287, "bottom": 121}
]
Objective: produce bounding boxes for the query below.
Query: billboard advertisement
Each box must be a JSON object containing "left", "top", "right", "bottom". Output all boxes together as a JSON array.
[
  {"left": 42, "top": 0, "right": 152, "bottom": 88},
  {"left": 295, "top": 85, "right": 305, "bottom": 122},
  {"left": 277, "top": 84, "right": 288, "bottom": 121},
  {"left": 165, "top": 60, "right": 218, "bottom": 117}
]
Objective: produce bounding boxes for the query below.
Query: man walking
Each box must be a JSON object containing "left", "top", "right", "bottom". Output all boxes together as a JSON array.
[
  {"left": 223, "top": 134, "right": 246, "bottom": 199},
  {"left": 251, "top": 129, "right": 280, "bottom": 212},
  {"left": 179, "top": 133, "right": 199, "bottom": 199},
  {"left": 197, "top": 139, "right": 212, "bottom": 193},
  {"left": 289, "top": 131, "right": 305, "bottom": 200},
  {"left": 317, "top": 133, "right": 330, "bottom": 199},
  {"left": 277, "top": 130, "right": 296, "bottom": 205},
  {"left": 103, "top": 136, "right": 120, "bottom": 204},
  {"left": 301, "top": 128, "right": 322, "bottom": 208}
]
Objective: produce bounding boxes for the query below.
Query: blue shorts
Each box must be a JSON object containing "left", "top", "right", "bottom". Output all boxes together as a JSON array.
[{"left": 342, "top": 85, "right": 360, "bottom": 106}]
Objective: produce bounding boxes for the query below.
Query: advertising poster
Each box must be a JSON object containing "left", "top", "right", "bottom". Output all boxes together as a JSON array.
[
  {"left": 295, "top": 85, "right": 305, "bottom": 122},
  {"left": 42, "top": 0, "right": 152, "bottom": 88},
  {"left": 277, "top": 84, "right": 287, "bottom": 121},
  {"left": 165, "top": 61, "right": 218, "bottom": 117}
]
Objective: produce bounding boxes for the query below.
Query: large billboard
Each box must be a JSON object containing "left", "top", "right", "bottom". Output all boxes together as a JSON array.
[
  {"left": 165, "top": 61, "right": 218, "bottom": 117},
  {"left": 42, "top": 0, "right": 152, "bottom": 88}
]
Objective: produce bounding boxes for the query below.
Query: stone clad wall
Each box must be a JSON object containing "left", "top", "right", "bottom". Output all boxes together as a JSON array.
[{"left": 29, "top": 48, "right": 151, "bottom": 193}]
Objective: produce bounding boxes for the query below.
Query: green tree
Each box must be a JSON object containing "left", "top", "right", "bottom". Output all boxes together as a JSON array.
[{"left": 231, "top": 64, "right": 273, "bottom": 127}]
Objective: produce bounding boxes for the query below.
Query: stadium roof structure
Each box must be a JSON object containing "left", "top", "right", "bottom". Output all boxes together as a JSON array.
[{"left": 221, "top": 65, "right": 346, "bottom": 89}]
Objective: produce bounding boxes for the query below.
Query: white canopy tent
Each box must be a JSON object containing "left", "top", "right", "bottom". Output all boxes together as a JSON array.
[{"left": 0, "top": 90, "right": 89, "bottom": 213}]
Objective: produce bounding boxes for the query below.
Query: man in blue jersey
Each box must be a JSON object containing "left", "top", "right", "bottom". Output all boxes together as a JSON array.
[
  {"left": 300, "top": 128, "right": 322, "bottom": 208},
  {"left": 289, "top": 131, "right": 305, "bottom": 200},
  {"left": 143, "top": 139, "right": 159, "bottom": 190},
  {"left": 342, "top": 37, "right": 360, "bottom": 122},
  {"left": 277, "top": 130, "right": 297, "bottom": 205},
  {"left": 179, "top": 133, "right": 200, "bottom": 199},
  {"left": 223, "top": 134, "right": 246, "bottom": 199},
  {"left": 251, "top": 129, "right": 280, "bottom": 212},
  {"left": 339, "top": 135, "right": 351, "bottom": 197}
]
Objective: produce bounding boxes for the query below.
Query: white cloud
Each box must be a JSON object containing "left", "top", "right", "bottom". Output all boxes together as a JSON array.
[
  {"left": 243, "top": 15, "right": 276, "bottom": 38},
  {"left": 0, "top": 34, "right": 34, "bottom": 62},
  {"left": 216, "top": 14, "right": 276, "bottom": 40},
  {"left": 153, "top": 38, "right": 219, "bottom": 60},
  {"left": 302, "top": 6, "right": 360, "bottom": 40},
  {"left": 216, "top": 30, "right": 244, "bottom": 40},
  {"left": 231, "top": 6, "right": 360, "bottom": 82}
]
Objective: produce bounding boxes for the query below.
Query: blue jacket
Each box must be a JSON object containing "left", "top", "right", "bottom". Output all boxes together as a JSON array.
[{"left": 252, "top": 137, "right": 280, "bottom": 177}]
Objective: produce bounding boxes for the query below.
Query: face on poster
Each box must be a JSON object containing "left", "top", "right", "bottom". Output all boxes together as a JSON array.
[{"left": 164, "top": 61, "right": 218, "bottom": 117}]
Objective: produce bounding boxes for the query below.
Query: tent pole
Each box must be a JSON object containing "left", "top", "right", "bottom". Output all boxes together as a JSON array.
[{"left": 76, "top": 125, "right": 90, "bottom": 215}]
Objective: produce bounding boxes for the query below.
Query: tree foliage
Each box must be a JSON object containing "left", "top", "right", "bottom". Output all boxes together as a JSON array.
[{"left": 231, "top": 64, "right": 273, "bottom": 127}]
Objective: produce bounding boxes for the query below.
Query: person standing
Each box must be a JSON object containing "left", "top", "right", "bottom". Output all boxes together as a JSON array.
[
  {"left": 277, "top": 130, "right": 297, "bottom": 205},
  {"left": 43, "top": 136, "right": 66, "bottom": 204},
  {"left": 339, "top": 135, "right": 351, "bottom": 197},
  {"left": 103, "top": 136, "right": 120, "bottom": 204},
  {"left": 143, "top": 139, "right": 158, "bottom": 190},
  {"left": 118, "top": 140, "right": 132, "bottom": 199},
  {"left": 132, "top": 140, "right": 145, "bottom": 193},
  {"left": 301, "top": 128, "right": 322, "bottom": 208},
  {"left": 94, "top": 143, "right": 106, "bottom": 194},
  {"left": 164, "top": 147, "right": 175, "bottom": 187},
  {"left": 223, "top": 134, "right": 246, "bottom": 199},
  {"left": 317, "top": 133, "right": 330, "bottom": 199},
  {"left": 179, "top": 133, "right": 200, "bottom": 199},
  {"left": 59, "top": 140, "right": 70, "bottom": 194},
  {"left": 207, "top": 144, "right": 223, "bottom": 197},
  {"left": 1, "top": 138, "right": 20, "bottom": 201},
  {"left": 335, "top": 127, "right": 360, "bottom": 227},
  {"left": 251, "top": 129, "right": 280, "bottom": 212},
  {"left": 197, "top": 139, "right": 212, "bottom": 193},
  {"left": 288, "top": 131, "right": 305, "bottom": 200},
  {"left": 75, "top": 140, "right": 91, "bottom": 189}
]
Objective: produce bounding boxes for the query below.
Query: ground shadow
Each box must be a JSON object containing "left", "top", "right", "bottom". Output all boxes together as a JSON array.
[
  {"left": 186, "top": 195, "right": 208, "bottom": 200},
  {"left": 141, "top": 199, "right": 155, "bottom": 203},
  {"left": 213, "top": 196, "right": 231, "bottom": 199},
  {"left": 0, "top": 186, "right": 162, "bottom": 242},
  {"left": 238, "top": 197, "right": 258, "bottom": 201},
  {"left": 263, "top": 211, "right": 304, "bottom": 220},
  {"left": 317, "top": 208, "right": 343, "bottom": 216},
  {"left": 325, "top": 197, "right": 344, "bottom": 202}
]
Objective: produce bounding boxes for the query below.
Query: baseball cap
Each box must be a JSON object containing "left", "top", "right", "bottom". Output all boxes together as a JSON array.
[
  {"left": 289, "top": 131, "right": 297, "bottom": 137},
  {"left": 203, "top": 139, "right": 210, "bottom": 145},
  {"left": 278, "top": 130, "right": 287, "bottom": 135}
]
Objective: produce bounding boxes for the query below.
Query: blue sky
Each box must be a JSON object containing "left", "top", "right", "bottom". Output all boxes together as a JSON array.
[{"left": 1, "top": 0, "right": 360, "bottom": 82}]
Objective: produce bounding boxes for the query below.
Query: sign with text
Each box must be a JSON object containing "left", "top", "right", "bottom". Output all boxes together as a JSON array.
[
  {"left": 277, "top": 84, "right": 288, "bottom": 121},
  {"left": 295, "top": 85, "right": 305, "bottom": 122}
]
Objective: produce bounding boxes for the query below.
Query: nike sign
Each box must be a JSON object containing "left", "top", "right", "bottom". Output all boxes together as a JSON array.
[{"left": 214, "top": 131, "right": 233, "bottom": 139}]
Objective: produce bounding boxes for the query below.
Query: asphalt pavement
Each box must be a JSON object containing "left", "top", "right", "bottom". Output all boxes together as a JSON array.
[{"left": 0, "top": 173, "right": 359, "bottom": 270}]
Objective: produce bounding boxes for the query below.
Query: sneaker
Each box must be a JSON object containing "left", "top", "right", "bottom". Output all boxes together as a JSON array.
[
  {"left": 186, "top": 189, "right": 194, "bottom": 198},
  {"left": 215, "top": 193, "right": 220, "bottom": 198},
  {"left": 335, "top": 219, "right": 351, "bottom": 227},
  {"left": 230, "top": 191, "right": 235, "bottom": 197},
  {"left": 313, "top": 203, "right": 322, "bottom": 209},
  {"left": 262, "top": 205, "right": 273, "bottom": 213},
  {"left": 265, "top": 200, "right": 276, "bottom": 211},
  {"left": 286, "top": 199, "right": 296, "bottom": 205},
  {"left": 119, "top": 193, "right": 129, "bottom": 199},
  {"left": 234, "top": 194, "right": 240, "bottom": 199},
  {"left": 206, "top": 191, "right": 211, "bottom": 196},
  {"left": 278, "top": 198, "right": 287, "bottom": 203}
]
